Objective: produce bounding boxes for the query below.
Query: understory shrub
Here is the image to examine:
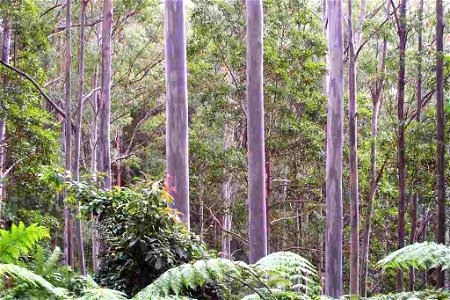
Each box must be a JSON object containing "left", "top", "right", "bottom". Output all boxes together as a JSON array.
[{"left": 80, "top": 181, "right": 208, "bottom": 296}]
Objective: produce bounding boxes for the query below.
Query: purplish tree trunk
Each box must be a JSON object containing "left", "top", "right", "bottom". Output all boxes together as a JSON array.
[
  {"left": 63, "top": 0, "right": 74, "bottom": 267},
  {"left": 164, "top": 0, "right": 190, "bottom": 227},
  {"left": 73, "top": 0, "right": 88, "bottom": 276},
  {"left": 435, "top": 0, "right": 446, "bottom": 288},
  {"left": 325, "top": 0, "right": 344, "bottom": 296},
  {"left": 99, "top": 0, "right": 113, "bottom": 190},
  {"left": 246, "top": 0, "right": 267, "bottom": 264}
]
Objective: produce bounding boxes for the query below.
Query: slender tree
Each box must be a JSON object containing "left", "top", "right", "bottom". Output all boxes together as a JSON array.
[
  {"left": 360, "top": 2, "right": 389, "bottom": 295},
  {"left": 393, "top": 0, "right": 408, "bottom": 291},
  {"left": 246, "top": 0, "right": 267, "bottom": 264},
  {"left": 99, "top": 0, "right": 113, "bottom": 190},
  {"left": 164, "top": 0, "right": 190, "bottom": 227},
  {"left": 435, "top": 0, "right": 445, "bottom": 288},
  {"left": 326, "top": 0, "right": 343, "bottom": 296},
  {"left": 90, "top": 67, "right": 100, "bottom": 272},
  {"left": 409, "top": 0, "right": 423, "bottom": 290},
  {"left": 73, "top": 0, "right": 88, "bottom": 276},
  {"left": 221, "top": 123, "right": 234, "bottom": 259},
  {"left": 0, "top": 15, "right": 11, "bottom": 215},
  {"left": 63, "top": 0, "right": 74, "bottom": 267}
]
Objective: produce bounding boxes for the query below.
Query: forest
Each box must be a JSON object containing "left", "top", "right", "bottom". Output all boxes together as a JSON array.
[{"left": 0, "top": 0, "right": 448, "bottom": 299}]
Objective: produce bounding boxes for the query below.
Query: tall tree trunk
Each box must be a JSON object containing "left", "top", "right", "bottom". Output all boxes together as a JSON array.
[
  {"left": 435, "top": 0, "right": 446, "bottom": 288},
  {"left": 325, "top": 0, "right": 344, "bottom": 296},
  {"left": 0, "top": 15, "right": 11, "bottom": 219},
  {"left": 90, "top": 67, "right": 100, "bottom": 272},
  {"left": 409, "top": 0, "right": 423, "bottom": 290},
  {"left": 408, "top": 194, "right": 417, "bottom": 290},
  {"left": 63, "top": 0, "right": 74, "bottom": 267},
  {"left": 347, "top": 0, "right": 362, "bottom": 294},
  {"left": 164, "top": 0, "right": 190, "bottom": 227},
  {"left": 99, "top": 0, "right": 113, "bottom": 190},
  {"left": 246, "top": 0, "right": 267, "bottom": 264},
  {"left": 221, "top": 123, "right": 234, "bottom": 259},
  {"left": 395, "top": 0, "right": 408, "bottom": 291},
  {"left": 73, "top": 0, "right": 88, "bottom": 276},
  {"left": 360, "top": 3, "right": 389, "bottom": 295}
]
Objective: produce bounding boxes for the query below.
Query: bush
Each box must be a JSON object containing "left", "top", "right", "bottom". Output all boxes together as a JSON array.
[{"left": 85, "top": 182, "right": 208, "bottom": 296}]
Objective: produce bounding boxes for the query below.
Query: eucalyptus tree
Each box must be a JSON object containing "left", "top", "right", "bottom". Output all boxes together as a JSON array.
[
  {"left": 326, "top": 0, "right": 343, "bottom": 296},
  {"left": 347, "top": 0, "right": 366, "bottom": 294},
  {"left": 0, "top": 14, "right": 11, "bottom": 216},
  {"left": 99, "top": 0, "right": 113, "bottom": 190},
  {"left": 73, "top": 0, "right": 88, "bottom": 276},
  {"left": 435, "top": 0, "right": 445, "bottom": 288},
  {"left": 63, "top": 0, "right": 74, "bottom": 267},
  {"left": 393, "top": 0, "right": 408, "bottom": 290},
  {"left": 164, "top": 0, "right": 190, "bottom": 226},
  {"left": 246, "top": 0, "right": 267, "bottom": 264}
]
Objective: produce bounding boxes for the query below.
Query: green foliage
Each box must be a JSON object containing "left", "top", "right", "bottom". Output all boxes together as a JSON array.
[
  {"left": 364, "top": 290, "right": 450, "bottom": 300},
  {"left": 0, "top": 263, "right": 69, "bottom": 299},
  {"left": 0, "top": 222, "right": 49, "bottom": 264},
  {"left": 135, "top": 251, "right": 319, "bottom": 300},
  {"left": 377, "top": 242, "right": 450, "bottom": 271},
  {"left": 79, "top": 181, "right": 208, "bottom": 296}
]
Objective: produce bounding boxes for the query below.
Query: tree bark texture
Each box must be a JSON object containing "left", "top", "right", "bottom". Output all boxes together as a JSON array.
[
  {"left": 63, "top": 0, "right": 74, "bottom": 267},
  {"left": 395, "top": 0, "right": 407, "bottom": 291},
  {"left": 73, "top": 0, "right": 88, "bottom": 276},
  {"left": 221, "top": 123, "right": 234, "bottom": 259},
  {"left": 99, "top": 0, "right": 113, "bottom": 190},
  {"left": 0, "top": 16, "right": 11, "bottom": 215},
  {"left": 246, "top": 0, "right": 267, "bottom": 264},
  {"left": 435, "top": 0, "right": 446, "bottom": 288},
  {"left": 326, "top": 0, "right": 344, "bottom": 296},
  {"left": 348, "top": 0, "right": 360, "bottom": 294},
  {"left": 164, "top": 0, "right": 190, "bottom": 227}
]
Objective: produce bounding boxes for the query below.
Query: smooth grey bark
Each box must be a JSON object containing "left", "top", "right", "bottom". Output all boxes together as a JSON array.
[
  {"left": 347, "top": 0, "right": 360, "bottom": 294},
  {"left": 409, "top": 0, "right": 423, "bottom": 290},
  {"left": 99, "top": 0, "right": 113, "bottom": 190},
  {"left": 90, "top": 67, "right": 100, "bottom": 272},
  {"left": 221, "top": 123, "right": 234, "bottom": 259},
  {"left": 164, "top": 0, "right": 190, "bottom": 227},
  {"left": 360, "top": 3, "right": 389, "bottom": 295},
  {"left": 0, "top": 16, "right": 11, "bottom": 214},
  {"left": 435, "top": 0, "right": 446, "bottom": 288},
  {"left": 325, "top": 0, "right": 344, "bottom": 296},
  {"left": 325, "top": 0, "right": 344, "bottom": 298},
  {"left": 394, "top": 0, "right": 407, "bottom": 291},
  {"left": 246, "top": 0, "right": 267, "bottom": 264},
  {"left": 73, "top": 0, "right": 87, "bottom": 276},
  {"left": 63, "top": 0, "right": 74, "bottom": 267}
]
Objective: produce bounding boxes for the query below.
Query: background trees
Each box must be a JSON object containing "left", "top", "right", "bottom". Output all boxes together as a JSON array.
[{"left": 0, "top": 0, "right": 448, "bottom": 297}]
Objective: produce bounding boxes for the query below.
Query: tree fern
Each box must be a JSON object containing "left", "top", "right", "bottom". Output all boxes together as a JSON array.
[
  {"left": 133, "top": 258, "right": 256, "bottom": 299},
  {"left": 364, "top": 290, "right": 450, "bottom": 300},
  {"left": 0, "top": 263, "right": 69, "bottom": 298},
  {"left": 76, "top": 276, "right": 128, "bottom": 300},
  {"left": 0, "top": 222, "right": 50, "bottom": 263},
  {"left": 255, "top": 252, "right": 318, "bottom": 292},
  {"left": 377, "top": 242, "right": 450, "bottom": 271},
  {"left": 134, "top": 252, "right": 319, "bottom": 300}
]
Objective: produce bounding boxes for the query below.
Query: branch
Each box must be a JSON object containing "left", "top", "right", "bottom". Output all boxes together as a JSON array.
[
  {"left": 82, "top": 86, "right": 101, "bottom": 104},
  {"left": 0, "top": 60, "right": 65, "bottom": 117},
  {"left": 208, "top": 206, "right": 249, "bottom": 243}
]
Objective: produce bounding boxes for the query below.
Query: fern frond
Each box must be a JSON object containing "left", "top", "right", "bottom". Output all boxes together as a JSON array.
[
  {"left": 377, "top": 242, "right": 450, "bottom": 271},
  {"left": 133, "top": 258, "right": 253, "bottom": 299},
  {"left": 253, "top": 252, "right": 318, "bottom": 292},
  {"left": 241, "top": 289, "right": 313, "bottom": 300},
  {"left": 0, "top": 222, "right": 50, "bottom": 263},
  {"left": 365, "top": 289, "right": 450, "bottom": 300},
  {"left": 0, "top": 263, "right": 69, "bottom": 298}
]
